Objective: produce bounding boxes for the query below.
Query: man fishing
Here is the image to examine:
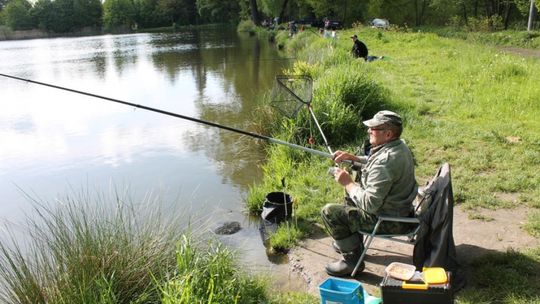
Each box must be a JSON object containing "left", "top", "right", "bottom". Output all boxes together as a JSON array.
[
  {"left": 351, "top": 34, "right": 368, "bottom": 61},
  {"left": 321, "top": 110, "right": 418, "bottom": 277}
]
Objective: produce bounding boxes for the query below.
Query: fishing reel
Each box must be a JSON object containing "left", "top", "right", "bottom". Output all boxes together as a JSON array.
[
  {"left": 327, "top": 163, "right": 355, "bottom": 177},
  {"left": 327, "top": 166, "right": 339, "bottom": 177}
]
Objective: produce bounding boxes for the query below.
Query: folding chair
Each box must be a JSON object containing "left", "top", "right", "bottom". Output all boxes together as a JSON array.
[{"left": 351, "top": 163, "right": 447, "bottom": 277}]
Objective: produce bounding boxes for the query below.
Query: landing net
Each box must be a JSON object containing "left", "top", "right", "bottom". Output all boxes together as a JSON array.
[{"left": 271, "top": 75, "right": 313, "bottom": 118}]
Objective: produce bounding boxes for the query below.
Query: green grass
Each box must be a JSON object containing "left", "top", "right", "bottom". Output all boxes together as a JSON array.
[
  {"left": 0, "top": 189, "right": 285, "bottom": 304},
  {"left": 421, "top": 27, "right": 540, "bottom": 49},
  {"left": 354, "top": 27, "right": 540, "bottom": 211},
  {"left": 249, "top": 24, "right": 540, "bottom": 227},
  {"left": 247, "top": 24, "right": 540, "bottom": 301},
  {"left": 458, "top": 249, "right": 540, "bottom": 304},
  {"left": 158, "top": 236, "right": 268, "bottom": 303}
]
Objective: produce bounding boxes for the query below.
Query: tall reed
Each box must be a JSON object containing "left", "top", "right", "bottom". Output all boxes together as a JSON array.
[{"left": 0, "top": 189, "right": 186, "bottom": 303}]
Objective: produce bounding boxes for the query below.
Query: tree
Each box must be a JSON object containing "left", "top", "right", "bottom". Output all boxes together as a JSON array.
[
  {"left": 258, "top": 0, "right": 283, "bottom": 19},
  {"left": 249, "top": 0, "right": 260, "bottom": 25},
  {"left": 49, "top": 0, "right": 76, "bottom": 32},
  {"left": 527, "top": 0, "right": 535, "bottom": 30},
  {"left": 73, "top": 0, "right": 102, "bottom": 29},
  {"left": 303, "top": 0, "right": 366, "bottom": 25},
  {"left": 1, "top": 0, "right": 9, "bottom": 11},
  {"left": 103, "top": 0, "right": 136, "bottom": 31},
  {"left": 30, "top": 0, "right": 55, "bottom": 30},
  {"left": 156, "top": 0, "right": 196, "bottom": 25},
  {"left": 134, "top": 0, "right": 163, "bottom": 28},
  {"left": 196, "top": 0, "right": 240, "bottom": 23},
  {"left": 4, "top": 0, "right": 33, "bottom": 30}
]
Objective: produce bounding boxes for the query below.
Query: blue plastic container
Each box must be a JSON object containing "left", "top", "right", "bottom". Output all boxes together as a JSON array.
[{"left": 319, "top": 277, "right": 364, "bottom": 304}]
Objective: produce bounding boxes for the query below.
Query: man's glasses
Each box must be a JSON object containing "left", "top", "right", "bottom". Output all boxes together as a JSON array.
[{"left": 369, "top": 127, "right": 387, "bottom": 132}]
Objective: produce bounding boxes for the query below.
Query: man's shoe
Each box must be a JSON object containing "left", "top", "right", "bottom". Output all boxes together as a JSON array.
[
  {"left": 326, "top": 234, "right": 364, "bottom": 276},
  {"left": 332, "top": 241, "right": 341, "bottom": 253},
  {"left": 325, "top": 259, "right": 365, "bottom": 277}
]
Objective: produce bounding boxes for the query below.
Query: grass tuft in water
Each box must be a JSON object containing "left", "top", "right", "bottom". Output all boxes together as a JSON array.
[
  {"left": 159, "top": 235, "right": 267, "bottom": 303},
  {"left": 0, "top": 189, "right": 186, "bottom": 303},
  {"left": 0, "top": 188, "right": 292, "bottom": 303}
]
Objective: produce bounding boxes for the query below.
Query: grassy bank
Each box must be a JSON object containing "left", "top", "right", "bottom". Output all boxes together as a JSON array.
[
  {"left": 421, "top": 27, "right": 540, "bottom": 49},
  {"left": 246, "top": 25, "right": 540, "bottom": 302},
  {"left": 248, "top": 25, "right": 540, "bottom": 241},
  {"left": 0, "top": 190, "right": 318, "bottom": 303}
]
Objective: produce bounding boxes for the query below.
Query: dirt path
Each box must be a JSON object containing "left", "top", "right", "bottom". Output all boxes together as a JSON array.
[
  {"left": 286, "top": 205, "right": 539, "bottom": 297},
  {"left": 498, "top": 46, "right": 540, "bottom": 59}
]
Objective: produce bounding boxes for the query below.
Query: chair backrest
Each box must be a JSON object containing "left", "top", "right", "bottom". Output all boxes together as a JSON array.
[{"left": 413, "top": 163, "right": 450, "bottom": 217}]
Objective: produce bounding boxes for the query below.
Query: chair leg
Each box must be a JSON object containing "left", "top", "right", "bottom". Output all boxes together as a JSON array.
[
  {"left": 351, "top": 234, "right": 373, "bottom": 276},
  {"left": 352, "top": 219, "right": 384, "bottom": 277}
]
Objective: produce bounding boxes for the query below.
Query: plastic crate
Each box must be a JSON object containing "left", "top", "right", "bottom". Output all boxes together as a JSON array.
[{"left": 319, "top": 277, "right": 364, "bottom": 304}]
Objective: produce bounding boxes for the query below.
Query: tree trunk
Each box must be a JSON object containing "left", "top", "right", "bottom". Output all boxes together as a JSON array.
[
  {"left": 414, "top": 0, "right": 419, "bottom": 26},
  {"left": 419, "top": 0, "right": 428, "bottom": 25},
  {"left": 528, "top": 0, "right": 536, "bottom": 31},
  {"left": 503, "top": 1, "right": 511, "bottom": 30},
  {"left": 485, "top": 0, "right": 492, "bottom": 17},
  {"left": 462, "top": 1, "right": 468, "bottom": 26},
  {"left": 474, "top": 0, "right": 479, "bottom": 17},
  {"left": 279, "top": 0, "right": 289, "bottom": 23},
  {"left": 342, "top": 0, "right": 348, "bottom": 25},
  {"left": 249, "top": 0, "right": 260, "bottom": 26}
]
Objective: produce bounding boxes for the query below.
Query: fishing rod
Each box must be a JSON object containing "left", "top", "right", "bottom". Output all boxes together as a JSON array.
[{"left": 0, "top": 73, "right": 335, "bottom": 160}]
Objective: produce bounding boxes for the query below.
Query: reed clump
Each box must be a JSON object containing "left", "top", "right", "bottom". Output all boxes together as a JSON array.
[
  {"left": 159, "top": 236, "right": 268, "bottom": 303},
  {"left": 0, "top": 191, "right": 182, "bottom": 303},
  {"left": 0, "top": 190, "right": 272, "bottom": 303}
]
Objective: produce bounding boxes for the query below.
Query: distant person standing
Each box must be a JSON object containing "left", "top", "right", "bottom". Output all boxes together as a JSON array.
[
  {"left": 323, "top": 18, "right": 331, "bottom": 38},
  {"left": 273, "top": 16, "right": 280, "bottom": 28},
  {"left": 288, "top": 21, "right": 297, "bottom": 37},
  {"left": 351, "top": 34, "right": 368, "bottom": 61}
]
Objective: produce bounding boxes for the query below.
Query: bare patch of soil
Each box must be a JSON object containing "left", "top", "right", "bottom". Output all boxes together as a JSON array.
[
  {"left": 498, "top": 46, "right": 540, "bottom": 59},
  {"left": 287, "top": 205, "right": 539, "bottom": 296}
]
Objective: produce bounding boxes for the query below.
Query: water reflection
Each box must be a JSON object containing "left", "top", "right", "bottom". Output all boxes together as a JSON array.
[
  {"left": 0, "top": 28, "right": 292, "bottom": 270},
  {"left": 0, "top": 28, "right": 304, "bottom": 288}
]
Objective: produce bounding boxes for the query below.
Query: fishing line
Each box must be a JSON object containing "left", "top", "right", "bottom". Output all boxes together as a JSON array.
[{"left": 0, "top": 72, "right": 335, "bottom": 161}]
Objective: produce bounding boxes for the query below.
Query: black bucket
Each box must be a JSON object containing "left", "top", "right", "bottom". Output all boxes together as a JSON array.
[
  {"left": 258, "top": 219, "right": 277, "bottom": 246},
  {"left": 259, "top": 192, "right": 293, "bottom": 246},
  {"left": 261, "top": 191, "right": 293, "bottom": 224}
]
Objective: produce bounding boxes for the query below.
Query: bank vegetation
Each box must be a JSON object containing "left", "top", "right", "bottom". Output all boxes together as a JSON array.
[
  {"left": 0, "top": 190, "right": 317, "bottom": 303},
  {"left": 246, "top": 22, "right": 540, "bottom": 303}
]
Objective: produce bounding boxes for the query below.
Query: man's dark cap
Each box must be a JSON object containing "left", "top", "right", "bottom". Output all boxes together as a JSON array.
[{"left": 363, "top": 110, "right": 402, "bottom": 127}]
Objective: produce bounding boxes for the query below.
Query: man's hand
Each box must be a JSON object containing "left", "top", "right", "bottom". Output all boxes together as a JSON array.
[
  {"left": 333, "top": 150, "right": 356, "bottom": 164},
  {"left": 333, "top": 167, "right": 354, "bottom": 186}
]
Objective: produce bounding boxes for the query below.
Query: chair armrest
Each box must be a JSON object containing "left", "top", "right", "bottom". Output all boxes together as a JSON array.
[{"left": 378, "top": 216, "right": 420, "bottom": 224}]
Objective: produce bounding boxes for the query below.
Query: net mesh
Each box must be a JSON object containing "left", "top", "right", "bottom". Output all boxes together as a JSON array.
[{"left": 271, "top": 75, "right": 313, "bottom": 118}]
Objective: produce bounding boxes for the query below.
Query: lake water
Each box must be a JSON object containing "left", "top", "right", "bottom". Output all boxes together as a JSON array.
[{"left": 0, "top": 28, "right": 304, "bottom": 288}]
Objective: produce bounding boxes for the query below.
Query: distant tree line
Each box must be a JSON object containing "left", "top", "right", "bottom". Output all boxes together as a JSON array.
[{"left": 0, "top": 0, "right": 537, "bottom": 33}]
